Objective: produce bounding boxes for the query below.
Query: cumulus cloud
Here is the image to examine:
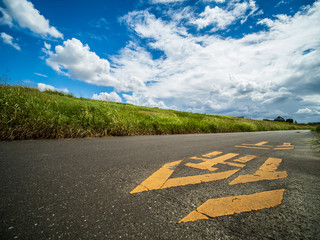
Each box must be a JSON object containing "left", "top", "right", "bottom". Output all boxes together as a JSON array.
[
  {"left": 151, "top": 0, "right": 186, "bottom": 3},
  {"left": 193, "top": 0, "right": 258, "bottom": 30},
  {"left": 296, "top": 108, "right": 312, "bottom": 114},
  {"left": 295, "top": 107, "right": 320, "bottom": 115},
  {"left": 92, "top": 92, "right": 122, "bottom": 102},
  {"left": 38, "top": 83, "right": 68, "bottom": 93},
  {"left": 193, "top": 6, "right": 237, "bottom": 30},
  {"left": 0, "top": 32, "right": 20, "bottom": 50},
  {"left": 45, "top": 38, "right": 113, "bottom": 84},
  {"left": 123, "top": 93, "right": 169, "bottom": 109},
  {"left": 45, "top": 38, "right": 146, "bottom": 92},
  {"left": 1, "top": 0, "right": 63, "bottom": 39}
]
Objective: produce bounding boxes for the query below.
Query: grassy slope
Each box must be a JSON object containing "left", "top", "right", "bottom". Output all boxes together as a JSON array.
[
  {"left": 314, "top": 126, "right": 320, "bottom": 148},
  {"left": 0, "top": 84, "right": 313, "bottom": 140}
]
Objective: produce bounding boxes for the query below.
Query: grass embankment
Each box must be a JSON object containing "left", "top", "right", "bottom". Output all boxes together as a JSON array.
[
  {"left": 0, "top": 84, "right": 313, "bottom": 141},
  {"left": 313, "top": 126, "right": 320, "bottom": 148}
]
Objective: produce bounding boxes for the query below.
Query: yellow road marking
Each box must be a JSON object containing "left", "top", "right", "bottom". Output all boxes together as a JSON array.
[
  {"left": 254, "top": 141, "right": 269, "bottom": 146},
  {"left": 162, "top": 169, "right": 240, "bottom": 189},
  {"left": 186, "top": 153, "right": 239, "bottom": 171},
  {"left": 179, "top": 189, "right": 285, "bottom": 223},
  {"left": 131, "top": 162, "right": 241, "bottom": 194},
  {"left": 202, "top": 151, "right": 222, "bottom": 158},
  {"left": 274, "top": 142, "right": 295, "bottom": 150},
  {"left": 131, "top": 150, "right": 287, "bottom": 194},
  {"left": 131, "top": 146, "right": 290, "bottom": 222},
  {"left": 130, "top": 160, "right": 182, "bottom": 194},
  {"left": 229, "top": 157, "right": 287, "bottom": 185},
  {"left": 131, "top": 152, "right": 249, "bottom": 193},
  {"left": 235, "top": 141, "right": 272, "bottom": 149},
  {"left": 282, "top": 142, "right": 292, "bottom": 146},
  {"left": 274, "top": 148, "right": 294, "bottom": 150},
  {"left": 233, "top": 155, "right": 257, "bottom": 163},
  {"left": 188, "top": 157, "right": 218, "bottom": 172},
  {"left": 235, "top": 145, "right": 270, "bottom": 150},
  {"left": 244, "top": 141, "right": 272, "bottom": 147},
  {"left": 236, "top": 142, "right": 295, "bottom": 150}
]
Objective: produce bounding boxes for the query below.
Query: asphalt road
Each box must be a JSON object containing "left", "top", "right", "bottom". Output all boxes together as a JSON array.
[{"left": 1, "top": 130, "right": 319, "bottom": 239}]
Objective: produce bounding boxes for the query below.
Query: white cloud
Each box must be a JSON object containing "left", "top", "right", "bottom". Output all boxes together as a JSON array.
[
  {"left": 45, "top": 38, "right": 146, "bottom": 92},
  {"left": 122, "top": 10, "right": 199, "bottom": 60},
  {"left": 110, "top": 41, "right": 155, "bottom": 91},
  {"left": 34, "top": 73, "right": 48, "bottom": 78},
  {"left": 296, "top": 108, "right": 312, "bottom": 114},
  {"left": 275, "top": 0, "right": 292, "bottom": 8},
  {"left": 92, "top": 92, "right": 122, "bottom": 102},
  {"left": 151, "top": 0, "right": 186, "bottom": 3},
  {"left": 202, "top": 0, "right": 225, "bottom": 3},
  {"left": 37, "top": 83, "right": 68, "bottom": 94},
  {"left": 295, "top": 108, "right": 320, "bottom": 115},
  {"left": 302, "top": 95, "right": 320, "bottom": 104},
  {"left": 45, "top": 38, "right": 112, "bottom": 84},
  {"left": 44, "top": 41, "right": 51, "bottom": 50},
  {"left": 1, "top": 0, "right": 63, "bottom": 39},
  {"left": 123, "top": 93, "right": 169, "bottom": 109},
  {"left": 193, "top": 0, "right": 258, "bottom": 30},
  {"left": 0, "top": 7, "right": 13, "bottom": 27},
  {"left": 0, "top": 32, "right": 20, "bottom": 50},
  {"left": 194, "top": 6, "right": 237, "bottom": 30}
]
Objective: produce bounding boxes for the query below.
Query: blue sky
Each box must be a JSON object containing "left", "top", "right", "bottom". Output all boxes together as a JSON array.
[{"left": 0, "top": 0, "right": 319, "bottom": 123}]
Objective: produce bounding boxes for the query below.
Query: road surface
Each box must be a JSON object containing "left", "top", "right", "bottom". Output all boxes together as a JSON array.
[{"left": 1, "top": 130, "right": 319, "bottom": 239}]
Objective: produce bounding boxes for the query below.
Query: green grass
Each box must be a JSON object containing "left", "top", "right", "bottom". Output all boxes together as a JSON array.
[
  {"left": 0, "top": 83, "right": 313, "bottom": 141},
  {"left": 313, "top": 126, "right": 320, "bottom": 149}
]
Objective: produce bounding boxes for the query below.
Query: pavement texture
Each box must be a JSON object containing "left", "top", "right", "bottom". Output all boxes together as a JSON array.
[{"left": 1, "top": 130, "right": 320, "bottom": 239}]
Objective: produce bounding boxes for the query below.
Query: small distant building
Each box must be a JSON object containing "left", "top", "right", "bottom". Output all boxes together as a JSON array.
[
  {"left": 274, "top": 116, "right": 285, "bottom": 122},
  {"left": 286, "top": 119, "right": 294, "bottom": 123}
]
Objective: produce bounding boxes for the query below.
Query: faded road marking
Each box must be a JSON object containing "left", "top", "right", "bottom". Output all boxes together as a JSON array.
[
  {"left": 234, "top": 145, "right": 270, "bottom": 150},
  {"left": 229, "top": 157, "right": 287, "bottom": 185},
  {"left": 233, "top": 155, "right": 257, "bottom": 163},
  {"left": 179, "top": 189, "right": 285, "bottom": 223},
  {"left": 202, "top": 151, "right": 222, "bottom": 158},
  {"left": 235, "top": 141, "right": 295, "bottom": 150},
  {"left": 235, "top": 141, "right": 271, "bottom": 149},
  {"left": 275, "top": 143, "right": 295, "bottom": 150},
  {"left": 245, "top": 141, "right": 272, "bottom": 147}
]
